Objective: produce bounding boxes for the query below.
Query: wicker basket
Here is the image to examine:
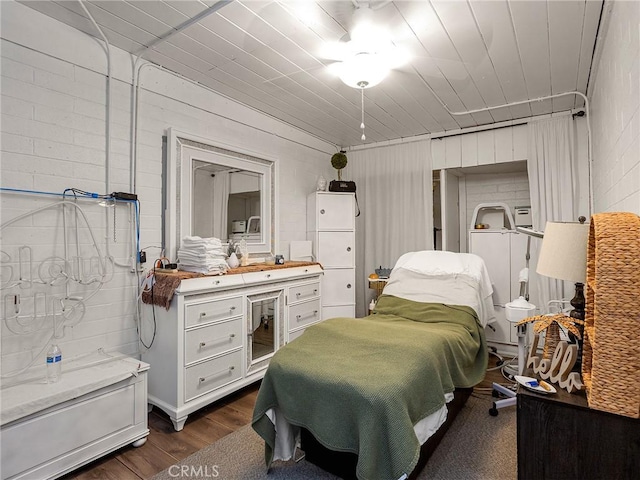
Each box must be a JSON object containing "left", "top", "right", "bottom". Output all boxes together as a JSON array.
[{"left": 582, "top": 212, "right": 640, "bottom": 418}]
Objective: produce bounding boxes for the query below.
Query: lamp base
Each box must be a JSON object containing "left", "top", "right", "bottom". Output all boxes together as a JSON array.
[{"left": 569, "top": 282, "right": 585, "bottom": 372}]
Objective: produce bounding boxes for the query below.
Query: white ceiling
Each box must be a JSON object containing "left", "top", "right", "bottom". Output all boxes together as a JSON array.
[{"left": 20, "top": 0, "right": 604, "bottom": 148}]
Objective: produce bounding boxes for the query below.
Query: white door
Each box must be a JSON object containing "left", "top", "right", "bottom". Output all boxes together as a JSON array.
[
  {"left": 317, "top": 194, "right": 354, "bottom": 230},
  {"left": 441, "top": 170, "right": 460, "bottom": 252},
  {"left": 317, "top": 232, "right": 355, "bottom": 267}
]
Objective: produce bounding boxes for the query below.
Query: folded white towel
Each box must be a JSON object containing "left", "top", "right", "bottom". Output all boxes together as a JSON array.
[{"left": 182, "top": 236, "right": 222, "bottom": 247}]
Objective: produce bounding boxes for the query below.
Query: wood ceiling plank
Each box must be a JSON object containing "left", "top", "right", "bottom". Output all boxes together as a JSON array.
[
  {"left": 90, "top": 0, "right": 175, "bottom": 36},
  {"left": 548, "top": 0, "right": 585, "bottom": 111},
  {"left": 394, "top": 0, "right": 494, "bottom": 126},
  {"left": 468, "top": 0, "right": 532, "bottom": 120},
  {"left": 277, "top": 0, "right": 347, "bottom": 43},
  {"left": 509, "top": 0, "right": 553, "bottom": 115},
  {"left": 130, "top": 1, "right": 190, "bottom": 28},
  {"left": 195, "top": 13, "right": 263, "bottom": 55},
  {"left": 431, "top": 0, "right": 512, "bottom": 123},
  {"left": 163, "top": 0, "right": 211, "bottom": 19},
  {"left": 141, "top": 49, "right": 354, "bottom": 143}
]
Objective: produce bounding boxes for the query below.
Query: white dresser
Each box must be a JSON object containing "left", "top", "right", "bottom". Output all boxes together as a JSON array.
[
  {"left": 307, "top": 192, "right": 356, "bottom": 319},
  {"left": 142, "top": 264, "right": 323, "bottom": 430}
]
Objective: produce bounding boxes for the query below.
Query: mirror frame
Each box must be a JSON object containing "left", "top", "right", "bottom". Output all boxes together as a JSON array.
[{"left": 165, "top": 129, "right": 277, "bottom": 262}]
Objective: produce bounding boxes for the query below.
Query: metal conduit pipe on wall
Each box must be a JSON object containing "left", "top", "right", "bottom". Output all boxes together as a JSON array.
[{"left": 421, "top": 82, "right": 594, "bottom": 216}]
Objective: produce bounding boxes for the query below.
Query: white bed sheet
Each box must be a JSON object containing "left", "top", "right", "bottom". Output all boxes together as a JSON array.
[
  {"left": 265, "top": 392, "right": 454, "bottom": 463},
  {"left": 383, "top": 251, "right": 495, "bottom": 327}
]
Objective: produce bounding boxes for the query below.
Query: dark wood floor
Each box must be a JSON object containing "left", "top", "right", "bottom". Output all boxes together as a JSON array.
[{"left": 63, "top": 352, "right": 509, "bottom": 480}]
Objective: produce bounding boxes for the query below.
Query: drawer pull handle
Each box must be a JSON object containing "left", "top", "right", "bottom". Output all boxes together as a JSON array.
[
  {"left": 266, "top": 274, "right": 271, "bottom": 278},
  {"left": 199, "top": 333, "right": 236, "bottom": 348},
  {"left": 213, "top": 280, "right": 220, "bottom": 285},
  {"left": 347, "top": 247, "right": 351, "bottom": 252},
  {"left": 199, "top": 366, "right": 234, "bottom": 383},
  {"left": 320, "top": 209, "right": 325, "bottom": 214},
  {"left": 296, "top": 310, "right": 318, "bottom": 321},
  {"left": 296, "top": 289, "right": 318, "bottom": 299},
  {"left": 347, "top": 283, "right": 352, "bottom": 289},
  {"left": 230, "top": 306, "right": 236, "bottom": 311}
]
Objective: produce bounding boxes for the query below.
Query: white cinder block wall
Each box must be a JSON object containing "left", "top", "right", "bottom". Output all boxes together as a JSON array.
[
  {"left": 589, "top": 0, "right": 640, "bottom": 213},
  {"left": 0, "top": 1, "right": 334, "bottom": 379},
  {"left": 464, "top": 171, "right": 531, "bottom": 230}
]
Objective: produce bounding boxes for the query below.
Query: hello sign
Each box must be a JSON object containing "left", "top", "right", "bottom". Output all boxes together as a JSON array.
[{"left": 526, "top": 334, "right": 584, "bottom": 393}]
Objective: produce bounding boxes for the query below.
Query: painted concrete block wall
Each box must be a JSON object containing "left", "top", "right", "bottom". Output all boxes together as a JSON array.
[
  {"left": 589, "top": 0, "right": 640, "bottom": 213},
  {"left": 464, "top": 171, "right": 532, "bottom": 231},
  {"left": 0, "top": 1, "right": 334, "bottom": 379}
]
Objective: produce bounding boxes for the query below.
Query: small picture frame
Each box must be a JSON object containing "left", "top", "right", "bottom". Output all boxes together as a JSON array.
[{"left": 247, "top": 216, "right": 260, "bottom": 234}]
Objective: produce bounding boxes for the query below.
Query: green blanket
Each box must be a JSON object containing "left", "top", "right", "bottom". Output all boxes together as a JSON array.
[{"left": 252, "top": 295, "right": 487, "bottom": 480}]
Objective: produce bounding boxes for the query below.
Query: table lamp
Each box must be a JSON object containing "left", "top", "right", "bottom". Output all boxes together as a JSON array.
[{"left": 535, "top": 217, "right": 589, "bottom": 367}]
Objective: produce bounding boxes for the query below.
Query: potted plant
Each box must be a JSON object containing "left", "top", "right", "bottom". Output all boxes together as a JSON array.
[{"left": 331, "top": 151, "right": 348, "bottom": 180}]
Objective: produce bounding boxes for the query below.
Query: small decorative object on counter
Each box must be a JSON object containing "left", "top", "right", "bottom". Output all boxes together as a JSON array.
[
  {"left": 275, "top": 255, "right": 284, "bottom": 265},
  {"left": 517, "top": 313, "right": 585, "bottom": 394},
  {"left": 265, "top": 255, "right": 276, "bottom": 265},
  {"left": 316, "top": 175, "right": 328, "bottom": 191},
  {"left": 227, "top": 252, "right": 240, "bottom": 268},
  {"left": 239, "top": 237, "right": 249, "bottom": 266}
]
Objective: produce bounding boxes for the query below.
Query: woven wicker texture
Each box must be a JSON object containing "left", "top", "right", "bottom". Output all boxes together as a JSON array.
[{"left": 582, "top": 212, "right": 640, "bottom": 418}]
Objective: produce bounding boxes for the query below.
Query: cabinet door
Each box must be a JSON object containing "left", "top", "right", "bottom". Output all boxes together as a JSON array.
[
  {"left": 317, "top": 232, "right": 354, "bottom": 267},
  {"left": 317, "top": 194, "right": 354, "bottom": 231},
  {"left": 321, "top": 269, "right": 355, "bottom": 306},
  {"left": 469, "top": 231, "right": 512, "bottom": 344}
]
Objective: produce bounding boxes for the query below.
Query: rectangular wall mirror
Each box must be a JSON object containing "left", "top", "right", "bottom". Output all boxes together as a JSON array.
[{"left": 165, "top": 129, "right": 276, "bottom": 262}]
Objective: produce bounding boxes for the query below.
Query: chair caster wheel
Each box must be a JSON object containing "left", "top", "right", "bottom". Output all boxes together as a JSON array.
[
  {"left": 496, "top": 359, "right": 504, "bottom": 366},
  {"left": 489, "top": 406, "right": 499, "bottom": 417}
]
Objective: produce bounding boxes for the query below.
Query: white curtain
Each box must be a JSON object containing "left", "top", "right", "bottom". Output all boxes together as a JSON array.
[
  {"left": 349, "top": 140, "right": 433, "bottom": 316},
  {"left": 212, "top": 170, "right": 230, "bottom": 240},
  {"left": 527, "top": 116, "right": 580, "bottom": 311}
]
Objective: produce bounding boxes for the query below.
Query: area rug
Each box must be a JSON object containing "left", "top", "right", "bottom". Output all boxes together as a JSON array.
[{"left": 153, "top": 393, "right": 516, "bottom": 480}]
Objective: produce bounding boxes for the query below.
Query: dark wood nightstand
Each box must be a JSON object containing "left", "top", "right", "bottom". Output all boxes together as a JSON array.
[{"left": 517, "top": 377, "right": 640, "bottom": 479}]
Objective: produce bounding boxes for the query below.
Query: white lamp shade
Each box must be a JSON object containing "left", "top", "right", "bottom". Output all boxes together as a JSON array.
[{"left": 536, "top": 221, "right": 589, "bottom": 283}]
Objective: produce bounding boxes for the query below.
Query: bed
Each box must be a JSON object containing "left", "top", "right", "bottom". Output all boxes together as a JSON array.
[{"left": 251, "top": 251, "right": 494, "bottom": 480}]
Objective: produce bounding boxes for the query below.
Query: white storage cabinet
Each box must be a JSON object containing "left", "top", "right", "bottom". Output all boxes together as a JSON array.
[
  {"left": 469, "top": 230, "right": 539, "bottom": 347},
  {"left": 142, "top": 265, "right": 323, "bottom": 430},
  {"left": 307, "top": 192, "right": 356, "bottom": 319}
]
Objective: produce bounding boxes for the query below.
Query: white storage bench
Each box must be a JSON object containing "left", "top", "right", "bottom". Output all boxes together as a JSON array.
[{"left": 1, "top": 355, "right": 149, "bottom": 480}]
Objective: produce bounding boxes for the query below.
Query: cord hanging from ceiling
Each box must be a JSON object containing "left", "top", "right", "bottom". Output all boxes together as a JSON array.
[{"left": 359, "top": 81, "right": 367, "bottom": 141}]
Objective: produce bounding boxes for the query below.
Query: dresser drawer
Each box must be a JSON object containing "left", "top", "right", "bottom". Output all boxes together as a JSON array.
[
  {"left": 184, "top": 318, "right": 243, "bottom": 366},
  {"left": 289, "top": 298, "right": 321, "bottom": 331},
  {"left": 289, "top": 282, "right": 320, "bottom": 303},
  {"left": 184, "top": 350, "right": 243, "bottom": 402},
  {"left": 185, "top": 296, "right": 243, "bottom": 328}
]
